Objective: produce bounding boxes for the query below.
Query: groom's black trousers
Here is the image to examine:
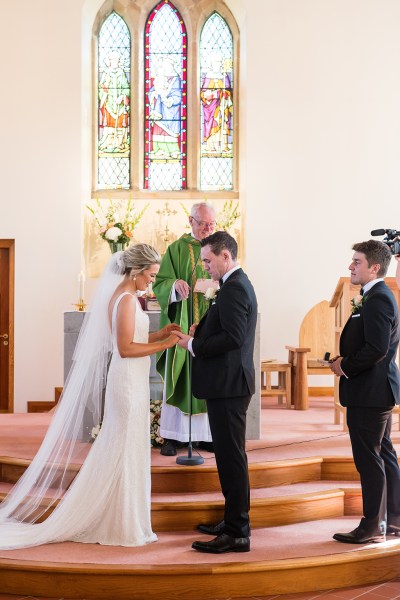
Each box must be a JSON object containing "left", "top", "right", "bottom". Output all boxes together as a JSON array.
[{"left": 206, "top": 394, "right": 251, "bottom": 538}]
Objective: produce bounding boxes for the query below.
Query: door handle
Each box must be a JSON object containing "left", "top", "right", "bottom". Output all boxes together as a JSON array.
[{"left": 0, "top": 334, "right": 8, "bottom": 339}]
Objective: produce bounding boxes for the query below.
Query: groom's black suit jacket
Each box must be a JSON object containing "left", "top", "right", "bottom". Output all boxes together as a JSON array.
[
  {"left": 339, "top": 280, "right": 400, "bottom": 408},
  {"left": 191, "top": 268, "right": 257, "bottom": 400}
]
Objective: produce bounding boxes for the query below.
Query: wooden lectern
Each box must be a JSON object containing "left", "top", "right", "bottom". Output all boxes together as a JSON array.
[{"left": 329, "top": 277, "right": 400, "bottom": 427}]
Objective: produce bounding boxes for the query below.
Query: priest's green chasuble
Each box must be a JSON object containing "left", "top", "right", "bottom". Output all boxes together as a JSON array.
[{"left": 153, "top": 234, "right": 210, "bottom": 415}]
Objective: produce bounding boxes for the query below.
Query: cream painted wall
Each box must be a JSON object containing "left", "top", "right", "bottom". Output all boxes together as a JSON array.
[{"left": 1, "top": 0, "right": 400, "bottom": 410}]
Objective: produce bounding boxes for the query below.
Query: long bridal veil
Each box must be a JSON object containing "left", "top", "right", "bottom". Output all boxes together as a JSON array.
[{"left": 0, "top": 253, "right": 125, "bottom": 526}]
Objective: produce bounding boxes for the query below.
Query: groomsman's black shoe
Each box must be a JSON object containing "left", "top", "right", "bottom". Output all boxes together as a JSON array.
[
  {"left": 197, "top": 441, "right": 214, "bottom": 452},
  {"left": 192, "top": 533, "right": 250, "bottom": 554},
  {"left": 333, "top": 523, "right": 385, "bottom": 544},
  {"left": 387, "top": 525, "right": 400, "bottom": 536},
  {"left": 160, "top": 439, "right": 177, "bottom": 456},
  {"left": 198, "top": 520, "right": 225, "bottom": 535}
]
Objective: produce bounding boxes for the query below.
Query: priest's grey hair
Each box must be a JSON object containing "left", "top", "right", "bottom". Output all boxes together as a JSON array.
[{"left": 190, "top": 202, "right": 215, "bottom": 218}]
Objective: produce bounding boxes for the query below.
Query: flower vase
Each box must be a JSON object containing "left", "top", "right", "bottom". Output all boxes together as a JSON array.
[{"left": 108, "top": 241, "right": 126, "bottom": 254}]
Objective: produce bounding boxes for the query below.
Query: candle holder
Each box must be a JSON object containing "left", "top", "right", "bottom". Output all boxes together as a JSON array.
[{"left": 73, "top": 299, "right": 87, "bottom": 312}]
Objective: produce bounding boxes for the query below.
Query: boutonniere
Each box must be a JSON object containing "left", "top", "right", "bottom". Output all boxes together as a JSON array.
[
  {"left": 204, "top": 287, "right": 219, "bottom": 305},
  {"left": 351, "top": 294, "right": 366, "bottom": 314}
]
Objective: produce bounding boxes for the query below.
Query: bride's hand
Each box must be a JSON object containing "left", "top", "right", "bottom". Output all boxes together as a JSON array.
[
  {"left": 164, "top": 334, "right": 180, "bottom": 349},
  {"left": 160, "top": 323, "right": 181, "bottom": 336}
]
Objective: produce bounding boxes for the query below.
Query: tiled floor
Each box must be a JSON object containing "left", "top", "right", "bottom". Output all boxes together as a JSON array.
[{"left": 1, "top": 580, "right": 400, "bottom": 600}]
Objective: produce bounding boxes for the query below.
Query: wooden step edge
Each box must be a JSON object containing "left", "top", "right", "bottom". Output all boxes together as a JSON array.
[
  {"left": 0, "top": 543, "right": 399, "bottom": 599},
  {"left": 151, "top": 456, "right": 324, "bottom": 475},
  {"left": 152, "top": 489, "right": 346, "bottom": 531},
  {"left": 321, "top": 456, "right": 359, "bottom": 481}
]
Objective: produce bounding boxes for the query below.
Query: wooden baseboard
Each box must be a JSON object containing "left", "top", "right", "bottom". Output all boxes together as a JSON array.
[
  {"left": 308, "top": 387, "right": 334, "bottom": 397},
  {"left": 27, "top": 387, "right": 63, "bottom": 413},
  {"left": 27, "top": 401, "right": 57, "bottom": 413}
]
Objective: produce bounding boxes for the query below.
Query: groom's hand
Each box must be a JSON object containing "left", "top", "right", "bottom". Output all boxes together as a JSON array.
[{"left": 175, "top": 331, "right": 191, "bottom": 350}]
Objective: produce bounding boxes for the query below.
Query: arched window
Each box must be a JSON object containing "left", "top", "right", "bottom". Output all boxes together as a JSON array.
[
  {"left": 144, "top": 1, "right": 187, "bottom": 191},
  {"left": 98, "top": 12, "right": 131, "bottom": 189},
  {"left": 87, "top": 0, "right": 240, "bottom": 270},
  {"left": 200, "top": 13, "right": 233, "bottom": 191}
]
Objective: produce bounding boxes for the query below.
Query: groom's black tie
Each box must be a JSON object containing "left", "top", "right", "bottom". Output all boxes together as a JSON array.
[
  {"left": 360, "top": 287, "right": 364, "bottom": 296},
  {"left": 219, "top": 278, "right": 224, "bottom": 287}
]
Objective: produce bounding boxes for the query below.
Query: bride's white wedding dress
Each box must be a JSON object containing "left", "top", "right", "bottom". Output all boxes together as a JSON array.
[{"left": 0, "top": 292, "right": 157, "bottom": 549}]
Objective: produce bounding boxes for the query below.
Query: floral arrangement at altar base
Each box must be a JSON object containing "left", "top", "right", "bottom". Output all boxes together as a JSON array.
[
  {"left": 150, "top": 398, "right": 163, "bottom": 447},
  {"left": 86, "top": 199, "right": 149, "bottom": 254}
]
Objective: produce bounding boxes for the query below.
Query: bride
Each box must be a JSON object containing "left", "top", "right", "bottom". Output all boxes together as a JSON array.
[{"left": 0, "top": 243, "right": 180, "bottom": 548}]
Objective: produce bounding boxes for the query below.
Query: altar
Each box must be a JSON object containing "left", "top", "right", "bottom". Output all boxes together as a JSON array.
[{"left": 64, "top": 310, "right": 261, "bottom": 439}]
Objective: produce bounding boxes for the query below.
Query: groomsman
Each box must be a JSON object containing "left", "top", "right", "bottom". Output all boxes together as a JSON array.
[
  {"left": 176, "top": 231, "right": 257, "bottom": 554},
  {"left": 331, "top": 240, "right": 400, "bottom": 544}
]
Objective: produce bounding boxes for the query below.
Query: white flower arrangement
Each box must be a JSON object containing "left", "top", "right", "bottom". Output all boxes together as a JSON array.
[
  {"left": 105, "top": 226, "right": 123, "bottom": 242},
  {"left": 351, "top": 294, "right": 366, "bottom": 313},
  {"left": 150, "top": 398, "right": 163, "bottom": 447},
  {"left": 86, "top": 199, "right": 148, "bottom": 253},
  {"left": 91, "top": 423, "right": 101, "bottom": 441}
]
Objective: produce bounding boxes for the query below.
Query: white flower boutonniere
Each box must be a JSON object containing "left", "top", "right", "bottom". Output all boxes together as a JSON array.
[
  {"left": 204, "top": 287, "right": 217, "bottom": 301},
  {"left": 351, "top": 294, "right": 366, "bottom": 314},
  {"left": 204, "top": 287, "right": 220, "bottom": 305}
]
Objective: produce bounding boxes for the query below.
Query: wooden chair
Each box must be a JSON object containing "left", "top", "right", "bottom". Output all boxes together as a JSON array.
[{"left": 286, "top": 300, "right": 335, "bottom": 410}]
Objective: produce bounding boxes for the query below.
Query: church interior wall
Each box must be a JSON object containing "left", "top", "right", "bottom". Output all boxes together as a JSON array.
[{"left": 0, "top": 0, "right": 399, "bottom": 410}]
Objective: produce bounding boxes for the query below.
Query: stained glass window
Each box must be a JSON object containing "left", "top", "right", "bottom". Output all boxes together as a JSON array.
[
  {"left": 200, "top": 13, "right": 233, "bottom": 191},
  {"left": 98, "top": 12, "right": 131, "bottom": 189},
  {"left": 144, "top": 1, "right": 187, "bottom": 190}
]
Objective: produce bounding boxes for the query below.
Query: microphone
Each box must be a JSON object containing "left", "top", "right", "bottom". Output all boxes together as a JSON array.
[
  {"left": 176, "top": 246, "right": 204, "bottom": 467},
  {"left": 371, "top": 228, "right": 400, "bottom": 239}
]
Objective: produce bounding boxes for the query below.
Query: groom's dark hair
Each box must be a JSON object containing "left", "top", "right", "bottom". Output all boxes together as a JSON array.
[
  {"left": 201, "top": 231, "right": 238, "bottom": 260},
  {"left": 352, "top": 240, "right": 392, "bottom": 277}
]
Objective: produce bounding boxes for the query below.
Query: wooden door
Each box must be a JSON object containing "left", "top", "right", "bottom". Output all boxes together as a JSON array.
[{"left": 0, "top": 240, "right": 14, "bottom": 412}]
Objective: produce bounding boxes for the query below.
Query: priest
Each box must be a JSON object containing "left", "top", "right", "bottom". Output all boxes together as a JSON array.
[{"left": 153, "top": 202, "right": 216, "bottom": 456}]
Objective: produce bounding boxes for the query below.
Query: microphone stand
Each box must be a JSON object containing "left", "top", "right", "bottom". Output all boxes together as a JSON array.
[{"left": 176, "top": 248, "right": 204, "bottom": 466}]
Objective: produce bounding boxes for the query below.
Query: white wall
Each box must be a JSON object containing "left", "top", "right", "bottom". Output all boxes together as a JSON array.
[
  {"left": 1, "top": 0, "right": 400, "bottom": 410},
  {"left": 243, "top": 0, "right": 400, "bottom": 362},
  {"left": 0, "top": 0, "right": 83, "bottom": 410}
]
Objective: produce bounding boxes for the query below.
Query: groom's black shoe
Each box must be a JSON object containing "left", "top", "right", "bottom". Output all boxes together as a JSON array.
[
  {"left": 387, "top": 524, "right": 400, "bottom": 536},
  {"left": 333, "top": 521, "right": 385, "bottom": 544},
  {"left": 198, "top": 520, "right": 225, "bottom": 536},
  {"left": 192, "top": 533, "right": 250, "bottom": 554}
]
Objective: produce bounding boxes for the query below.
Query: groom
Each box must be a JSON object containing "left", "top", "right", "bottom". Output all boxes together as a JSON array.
[{"left": 176, "top": 231, "right": 257, "bottom": 554}]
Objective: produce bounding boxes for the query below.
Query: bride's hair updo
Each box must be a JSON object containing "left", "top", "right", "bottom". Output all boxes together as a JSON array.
[{"left": 120, "top": 243, "right": 161, "bottom": 277}]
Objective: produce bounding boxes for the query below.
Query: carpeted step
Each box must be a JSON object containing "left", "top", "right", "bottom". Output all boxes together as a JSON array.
[{"left": 0, "top": 517, "right": 399, "bottom": 599}]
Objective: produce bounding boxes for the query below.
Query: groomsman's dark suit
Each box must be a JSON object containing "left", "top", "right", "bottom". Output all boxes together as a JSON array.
[
  {"left": 336, "top": 280, "right": 400, "bottom": 541},
  {"left": 191, "top": 268, "right": 257, "bottom": 542}
]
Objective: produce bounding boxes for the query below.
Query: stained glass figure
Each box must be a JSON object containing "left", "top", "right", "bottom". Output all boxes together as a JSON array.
[
  {"left": 98, "top": 12, "right": 131, "bottom": 189},
  {"left": 200, "top": 13, "right": 233, "bottom": 190},
  {"left": 145, "top": 1, "right": 187, "bottom": 190}
]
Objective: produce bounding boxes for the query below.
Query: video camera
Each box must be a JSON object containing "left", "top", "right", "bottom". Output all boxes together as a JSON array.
[{"left": 371, "top": 229, "right": 400, "bottom": 256}]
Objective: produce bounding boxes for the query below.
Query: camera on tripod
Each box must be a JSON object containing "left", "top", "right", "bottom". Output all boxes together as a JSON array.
[{"left": 371, "top": 229, "right": 400, "bottom": 256}]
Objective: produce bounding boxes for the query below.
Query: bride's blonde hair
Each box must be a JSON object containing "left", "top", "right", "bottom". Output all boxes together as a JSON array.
[{"left": 121, "top": 243, "right": 161, "bottom": 277}]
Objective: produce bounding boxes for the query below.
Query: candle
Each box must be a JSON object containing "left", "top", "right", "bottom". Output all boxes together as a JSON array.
[{"left": 78, "top": 270, "right": 85, "bottom": 300}]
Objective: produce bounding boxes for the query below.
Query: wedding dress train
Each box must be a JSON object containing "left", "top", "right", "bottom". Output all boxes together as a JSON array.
[{"left": 0, "top": 292, "right": 157, "bottom": 548}]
